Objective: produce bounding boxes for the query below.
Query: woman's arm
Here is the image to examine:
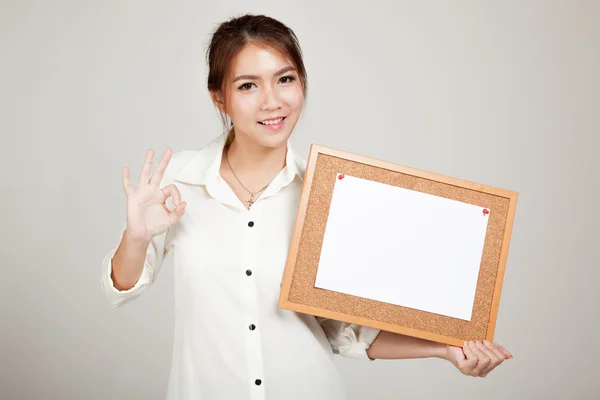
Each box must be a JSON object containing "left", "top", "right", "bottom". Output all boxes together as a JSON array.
[
  {"left": 366, "top": 331, "right": 445, "bottom": 360},
  {"left": 367, "top": 331, "right": 512, "bottom": 377},
  {"left": 111, "top": 229, "right": 151, "bottom": 291}
]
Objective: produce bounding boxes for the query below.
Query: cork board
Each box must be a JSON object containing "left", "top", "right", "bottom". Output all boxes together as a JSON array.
[{"left": 278, "top": 144, "right": 518, "bottom": 347}]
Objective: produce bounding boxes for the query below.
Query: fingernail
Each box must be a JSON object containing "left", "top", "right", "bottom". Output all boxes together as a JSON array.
[{"left": 484, "top": 340, "right": 491, "bottom": 346}]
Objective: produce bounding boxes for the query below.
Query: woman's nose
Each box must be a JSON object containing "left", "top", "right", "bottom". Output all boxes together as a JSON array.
[{"left": 261, "top": 86, "right": 282, "bottom": 111}]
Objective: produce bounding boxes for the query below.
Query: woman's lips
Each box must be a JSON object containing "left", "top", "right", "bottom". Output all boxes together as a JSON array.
[{"left": 258, "top": 116, "right": 286, "bottom": 130}]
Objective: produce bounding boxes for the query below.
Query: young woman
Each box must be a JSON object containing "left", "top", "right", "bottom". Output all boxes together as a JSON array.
[{"left": 101, "top": 14, "right": 512, "bottom": 400}]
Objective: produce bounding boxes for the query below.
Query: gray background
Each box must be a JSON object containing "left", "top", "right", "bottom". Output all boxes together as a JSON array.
[{"left": 1, "top": 0, "right": 598, "bottom": 399}]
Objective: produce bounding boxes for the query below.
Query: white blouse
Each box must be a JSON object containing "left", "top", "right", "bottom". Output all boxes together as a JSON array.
[{"left": 100, "top": 133, "right": 381, "bottom": 400}]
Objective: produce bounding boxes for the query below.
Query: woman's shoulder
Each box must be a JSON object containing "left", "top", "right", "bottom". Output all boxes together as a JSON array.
[
  {"left": 161, "top": 136, "right": 222, "bottom": 186},
  {"left": 168, "top": 149, "right": 200, "bottom": 167},
  {"left": 161, "top": 150, "right": 201, "bottom": 185}
]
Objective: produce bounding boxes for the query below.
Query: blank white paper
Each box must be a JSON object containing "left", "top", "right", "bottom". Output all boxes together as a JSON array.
[{"left": 314, "top": 174, "right": 491, "bottom": 321}]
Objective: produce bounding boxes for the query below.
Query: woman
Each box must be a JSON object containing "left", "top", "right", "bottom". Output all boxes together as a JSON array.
[{"left": 101, "top": 14, "right": 512, "bottom": 399}]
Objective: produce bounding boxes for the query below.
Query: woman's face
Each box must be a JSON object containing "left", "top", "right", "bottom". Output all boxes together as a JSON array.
[{"left": 218, "top": 43, "right": 304, "bottom": 149}]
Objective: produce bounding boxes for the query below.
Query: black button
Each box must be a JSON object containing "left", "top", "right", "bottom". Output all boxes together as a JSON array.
[
  {"left": 248, "top": 221, "right": 254, "bottom": 227},
  {"left": 246, "top": 269, "right": 252, "bottom": 276},
  {"left": 255, "top": 379, "right": 262, "bottom": 386},
  {"left": 249, "top": 324, "right": 256, "bottom": 331}
]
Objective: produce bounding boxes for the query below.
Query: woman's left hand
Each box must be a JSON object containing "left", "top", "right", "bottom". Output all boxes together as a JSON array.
[{"left": 443, "top": 340, "right": 512, "bottom": 378}]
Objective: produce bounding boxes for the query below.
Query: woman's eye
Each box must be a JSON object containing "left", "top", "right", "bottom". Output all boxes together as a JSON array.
[
  {"left": 238, "top": 82, "right": 255, "bottom": 91},
  {"left": 280, "top": 75, "right": 296, "bottom": 84}
]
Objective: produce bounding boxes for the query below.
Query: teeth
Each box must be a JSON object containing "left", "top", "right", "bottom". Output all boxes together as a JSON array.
[{"left": 260, "top": 117, "right": 284, "bottom": 125}]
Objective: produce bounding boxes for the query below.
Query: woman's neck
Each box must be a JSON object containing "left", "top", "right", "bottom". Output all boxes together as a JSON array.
[{"left": 222, "top": 132, "right": 287, "bottom": 188}]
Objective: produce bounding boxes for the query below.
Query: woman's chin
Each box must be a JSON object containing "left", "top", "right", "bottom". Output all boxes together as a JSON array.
[
  {"left": 254, "top": 123, "right": 295, "bottom": 146},
  {"left": 256, "top": 132, "right": 291, "bottom": 149}
]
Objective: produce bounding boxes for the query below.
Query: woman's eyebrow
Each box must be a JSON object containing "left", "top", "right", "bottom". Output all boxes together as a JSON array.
[{"left": 233, "top": 66, "right": 296, "bottom": 83}]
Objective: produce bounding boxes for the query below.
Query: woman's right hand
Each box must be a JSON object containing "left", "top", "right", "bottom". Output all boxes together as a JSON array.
[{"left": 122, "top": 148, "right": 187, "bottom": 244}]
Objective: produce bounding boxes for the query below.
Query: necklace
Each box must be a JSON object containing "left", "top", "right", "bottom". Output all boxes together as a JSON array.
[{"left": 224, "top": 147, "right": 274, "bottom": 209}]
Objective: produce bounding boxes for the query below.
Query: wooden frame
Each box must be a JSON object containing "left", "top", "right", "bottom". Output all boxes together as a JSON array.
[{"left": 278, "top": 143, "right": 518, "bottom": 347}]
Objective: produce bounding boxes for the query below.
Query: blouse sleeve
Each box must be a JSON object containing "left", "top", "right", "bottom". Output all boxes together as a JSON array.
[
  {"left": 316, "top": 317, "right": 381, "bottom": 361},
  {"left": 100, "top": 225, "right": 170, "bottom": 307}
]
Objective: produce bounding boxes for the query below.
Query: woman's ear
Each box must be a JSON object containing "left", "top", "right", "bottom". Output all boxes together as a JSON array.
[{"left": 210, "top": 91, "right": 226, "bottom": 114}]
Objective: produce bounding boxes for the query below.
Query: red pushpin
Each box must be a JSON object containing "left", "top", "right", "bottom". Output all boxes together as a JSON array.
[
  {"left": 338, "top": 173, "right": 345, "bottom": 180},
  {"left": 483, "top": 208, "right": 490, "bottom": 215}
]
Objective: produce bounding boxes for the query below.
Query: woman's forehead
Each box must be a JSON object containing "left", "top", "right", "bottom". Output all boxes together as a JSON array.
[{"left": 230, "top": 44, "right": 293, "bottom": 77}]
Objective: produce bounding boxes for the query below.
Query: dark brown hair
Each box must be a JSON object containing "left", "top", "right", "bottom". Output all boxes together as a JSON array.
[{"left": 206, "top": 14, "right": 307, "bottom": 143}]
